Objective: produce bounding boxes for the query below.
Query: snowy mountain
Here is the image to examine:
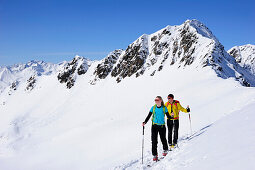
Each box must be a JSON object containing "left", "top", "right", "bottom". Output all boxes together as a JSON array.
[
  {"left": 0, "top": 19, "right": 255, "bottom": 170},
  {"left": 0, "top": 19, "right": 254, "bottom": 95},
  {"left": 0, "top": 60, "right": 65, "bottom": 95},
  {"left": 91, "top": 20, "right": 253, "bottom": 87},
  {"left": 228, "top": 44, "right": 255, "bottom": 75}
]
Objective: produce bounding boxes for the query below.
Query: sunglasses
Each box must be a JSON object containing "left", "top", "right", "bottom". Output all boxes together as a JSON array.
[
  {"left": 168, "top": 98, "right": 173, "bottom": 99},
  {"left": 155, "top": 99, "right": 160, "bottom": 101}
]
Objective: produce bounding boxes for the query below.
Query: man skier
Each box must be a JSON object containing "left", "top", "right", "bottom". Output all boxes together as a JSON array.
[{"left": 165, "top": 94, "right": 190, "bottom": 148}]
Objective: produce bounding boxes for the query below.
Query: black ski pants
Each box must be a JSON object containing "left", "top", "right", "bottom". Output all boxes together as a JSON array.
[
  {"left": 167, "top": 119, "right": 179, "bottom": 145},
  {"left": 151, "top": 124, "right": 168, "bottom": 156}
]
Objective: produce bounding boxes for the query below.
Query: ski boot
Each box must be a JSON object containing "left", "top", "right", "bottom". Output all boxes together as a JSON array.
[
  {"left": 170, "top": 144, "right": 175, "bottom": 149},
  {"left": 172, "top": 143, "right": 178, "bottom": 149},
  {"left": 169, "top": 144, "right": 173, "bottom": 151},
  {"left": 153, "top": 155, "right": 158, "bottom": 162},
  {"left": 163, "top": 150, "right": 168, "bottom": 156}
]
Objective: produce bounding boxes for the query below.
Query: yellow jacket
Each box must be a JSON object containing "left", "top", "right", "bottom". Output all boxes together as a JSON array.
[{"left": 165, "top": 100, "right": 188, "bottom": 120}]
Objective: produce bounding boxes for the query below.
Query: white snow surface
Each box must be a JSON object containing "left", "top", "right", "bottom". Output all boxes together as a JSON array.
[{"left": 0, "top": 65, "right": 255, "bottom": 170}]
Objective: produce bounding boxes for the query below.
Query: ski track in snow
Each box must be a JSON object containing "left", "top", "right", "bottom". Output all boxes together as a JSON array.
[
  {"left": 113, "top": 101, "right": 255, "bottom": 170},
  {"left": 112, "top": 124, "right": 212, "bottom": 170}
]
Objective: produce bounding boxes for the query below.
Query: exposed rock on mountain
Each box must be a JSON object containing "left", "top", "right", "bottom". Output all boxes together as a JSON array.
[
  {"left": 90, "top": 49, "right": 123, "bottom": 84},
  {"left": 8, "top": 81, "right": 19, "bottom": 95},
  {"left": 26, "top": 75, "right": 36, "bottom": 91},
  {"left": 57, "top": 55, "right": 90, "bottom": 88},
  {"left": 111, "top": 35, "right": 149, "bottom": 82}
]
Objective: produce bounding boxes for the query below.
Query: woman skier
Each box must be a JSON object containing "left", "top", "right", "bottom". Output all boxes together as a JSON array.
[{"left": 142, "top": 96, "right": 172, "bottom": 161}]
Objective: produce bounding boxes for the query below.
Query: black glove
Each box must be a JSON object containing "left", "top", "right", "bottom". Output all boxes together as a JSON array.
[{"left": 187, "top": 108, "right": 190, "bottom": 112}]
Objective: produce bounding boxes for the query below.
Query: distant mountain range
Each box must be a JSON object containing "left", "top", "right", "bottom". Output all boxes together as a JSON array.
[{"left": 0, "top": 19, "right": 254, "bottom": 95}]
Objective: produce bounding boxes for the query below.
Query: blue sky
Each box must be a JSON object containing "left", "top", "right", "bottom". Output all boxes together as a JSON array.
[{"left": 0, "top": 0, "right": 254, "bottom": 66}]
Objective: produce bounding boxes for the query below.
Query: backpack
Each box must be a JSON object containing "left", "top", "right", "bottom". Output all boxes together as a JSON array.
[{"left": 166, "top": 100, "right": 179, "bottom": 113}]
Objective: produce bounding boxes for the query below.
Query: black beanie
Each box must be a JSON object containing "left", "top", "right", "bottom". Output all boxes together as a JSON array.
[{"left": 168, "top": 94, "right": 174, "bottom": 99}]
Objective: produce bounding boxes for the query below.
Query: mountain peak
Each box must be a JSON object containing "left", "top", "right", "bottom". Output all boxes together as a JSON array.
[
  {"left": 94, "top": 19, "right": 254, "bottom": 86},
  {"left": 74, "top": 55, "right": 84, "bottom": 60},
  {"left": 228, "top": 44, "right": 255, "bottom": 75},
  {"left": 182, "top": 19, "right": 218, "bottom": 42},
  {"left": 184, "top": 19, "right": 200, "bottom": 24}
]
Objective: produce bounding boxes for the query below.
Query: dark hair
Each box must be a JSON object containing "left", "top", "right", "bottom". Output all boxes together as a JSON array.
[
  {"left": 168, "top": 94, "right": 174, "bottom": 99},
  {"left": 156, "top": 96, "right": 165, "bottom": 107}
]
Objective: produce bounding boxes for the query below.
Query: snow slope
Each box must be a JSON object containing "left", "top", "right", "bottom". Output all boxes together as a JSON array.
[
  {"left": 0, "top": 65, "right": 255, "bottom": 170},
  {"left": 115, "top": 101, "right": 255, "bottom": 170}
]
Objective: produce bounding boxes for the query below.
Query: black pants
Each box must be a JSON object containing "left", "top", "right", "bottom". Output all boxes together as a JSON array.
[
  {"left": 167, "top": 119, "right": 179, "bottom": 145},
  {"left": 151, "top": 124, "right": 168, "bottom": 156}
]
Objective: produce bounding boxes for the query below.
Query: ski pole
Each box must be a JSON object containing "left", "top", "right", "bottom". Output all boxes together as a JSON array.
[
  {"left": 142, "top": 125, "right": 145, "bottom": 164},
  {"left": 188, "top": 113, "right": 192, "bottom": 136}
]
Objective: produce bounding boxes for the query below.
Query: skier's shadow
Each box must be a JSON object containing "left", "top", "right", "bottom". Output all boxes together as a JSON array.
[{"left": 180, "top": 123, "right": 213, "bottom": 141}]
